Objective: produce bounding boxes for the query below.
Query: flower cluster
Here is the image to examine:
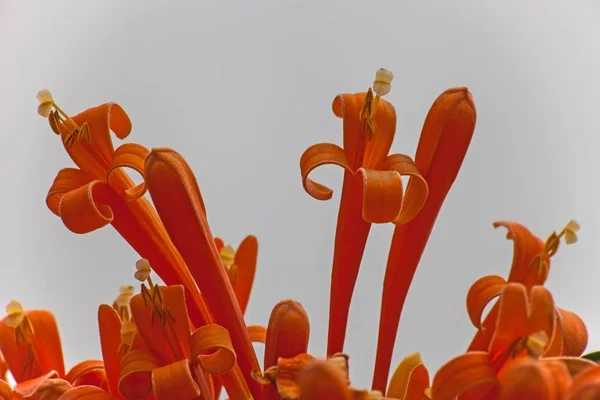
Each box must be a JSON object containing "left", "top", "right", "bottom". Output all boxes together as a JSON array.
[{"left": 0, "top": 71, "right": 596, "bottom": 399}]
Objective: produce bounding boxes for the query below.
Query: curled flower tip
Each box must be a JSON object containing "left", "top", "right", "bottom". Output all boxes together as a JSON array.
[
  {"left": 524, "top": 331, "right": 548, "bottom": 358},
  {"left": 134, "top": 258, "right": 152, "bottom": 282},
  {"left": 562, "top": 219, "right": 580, "bottom": 245},
  {"left": 36, "top": 89, "right": 91, "bottom": 145},
  {"left": 5, "top": 300, "right": 25, "bottom": 328}
]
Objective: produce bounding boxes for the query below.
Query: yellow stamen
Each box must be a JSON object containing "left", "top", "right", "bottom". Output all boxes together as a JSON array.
[
  {"left": 219, "top": 244, "right": 239, "bottom": 285},
  {"left": 36, "top": 89, "right": 91, "bottom": 145},
  {"left": 5, "top": 301, "right": 38, "bottom": 376},
  {"left": 134, "top": 259, "right": 174, "bottom": 326},
  {"left": 530, "top": 220, "right": 580, "bottom": 282},
  {"left": 117, "top": 321, "right": 138, "bottom": 357},
  {"left": 524, "top": 331, "right": 549, "bottom": 358},
  {"left": 358, "top": 68, "right": 394, "bottom": 139}
]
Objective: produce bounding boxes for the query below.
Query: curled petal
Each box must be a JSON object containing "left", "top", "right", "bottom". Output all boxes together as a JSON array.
[
  {"left": 557, "top": 308, "right": 588, "bottom": 357},
  {"left": 119, "top": 349, "right": 158, "bottom": 400},
  {"left": 488, "top": 283, "right": 529, "bottom": 357},
  {"left": 466, "top": 275, "right": 507, "bottom": 331},
  {"left": 431, "top": 352, "right": 497, "bottom": 400},
  {"left": 13, "top": 371, "right": 70, "bottom": 398},
  {"left": 297, "top": 359, "right": 351, "bottom": 400},
  {"left": 65, "top": 360, "right": 106, "bottom": 388},
  {"left": 46, "top": 168, "right": 94, "bottom": 216},
  {"left": 300, "top": 143, "right": 352, "bottom": 200},
  {"left": 56, "top": 385, "right": 113, "bottom": 399},
  {"left": 191, "top": 324, "right": 236, "bottom": 375},
  {"left": 61, "top": 103, "right": 132, "bottom": 180},
  {"left": 97, "top": 305, "right": 123, "bottom": 398},
  {"left": 544, "top": 312, "right": 564, "bottom": 357},
  {"left": 152, "top": 359, "right": 202, "bottom": 400},
  {"left": 567, "top": 364, "right": 600, "bottom": 399},
  {"left": 387, "top": 352, "right": 430, "bottom": 399},
  {"left": 56, "top": 180, "right": 115, "bottom": 234},
  {"left": 0, "top": 311, "right": 65, "bottom": 382},
  {"left": 233, "top": 235, "right": 258, "bottom": 315},
  {"left": 247, "top": 325, "right": 267, "bottom": 343},
  {"left": 106, "top": 143, "right": 149, "bottom": 200},
  {"left": 545, "top": 357, "right": 597, "bottom": 377},
  {"left": 356, "top": 154, "right": 429, "bottom": 224},
  {"left": 498, "top": 357, "right": 565, "bottom": 400},
  {"left": 492, "top": 221, "right": 546, "bottom": 286},
  {"left": 527, "top": 286, "right": 556, "bottom": 343},
  {"left": 383, "top": 153, "right": 428, "bottom": 225}
]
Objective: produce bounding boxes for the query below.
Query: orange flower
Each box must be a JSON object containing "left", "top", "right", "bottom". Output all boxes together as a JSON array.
[
  {"left": 372, "top": 87, "right": 477, "bottom": 392},
  {"left": 39, "top": 90, "right": 211, "bottom": 328},
  {"left": 466, "top": 221, "right": 587, "bottom": 356},
  {"left": 134, "top": 148, "right": 262, "bottom": 398},
  {"left": 300, "top": 70, "right": 428, "bottom": 357},
  {"left": 431, "top": 282, "right": 582, "bottom": 399},
  {"left": 0, "top": 301, "right": 111, "bottom": 399}
]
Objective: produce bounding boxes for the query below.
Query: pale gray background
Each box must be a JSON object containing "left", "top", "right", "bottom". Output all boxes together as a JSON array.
[{"left": 1, "top": 0, "right": 599, "bottom": 392}]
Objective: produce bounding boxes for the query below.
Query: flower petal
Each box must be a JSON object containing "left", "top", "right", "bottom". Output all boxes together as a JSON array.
[
  {"left": 143, "top": 148, "right": 260, "bottom": 397},
  {"left": 97, "top": 305, "right": 123, "bottom": 399},
  {"left": 431, "top": 352, "right": 497, "bottom": 400},
  {"left": 0, "top": 311, "right": 65, "bottom": 382},
  {"left": 387, "top": 352, "right": 430, "bottom": 399},
  {"left": 0, "top": 379, "right": 11, "bottom": 400},
  {"left": 264, "top": 300, "right": 310, "bottom": 400},
  {"left": 488, "top": 283, "right": 529, "bottom": 357},
  {"left": 331, "top": 93, "right": 396, "bottom": 170},
  {"left": 152, "top": 359, "right": 202, "bottom": 400},
  {"left": 373, "top": 87, "right": 477, "bottom": 392},
  {"left": 567, "top": 364, "right": 600, "bottom": 399},
  {"left": 106, "top": 143, "right": 149, "bottom": 200},
  {"left": 300, "top": 143, "right": 352, "bottom": 200},
  {"left": 55, "top": 180, "right": 114, "bottom": 234},
  {"left": 247, "top": 325, "right": 267, "bottom": 343},
  {"left": 383, "top": 153, "right": 428, "bottom": 225},
  {"left": 466, "top": 275, "right": 507, "bottom": 331},
  {"left": 129, "top": 285, "right": 192, "bottom": 364},
  {"left": 498, "top": 357, "right": 564, "bottom": 400},
  {"left": 119, "top": 349, "right": 158, "bottom": 399},
  {"left": 297, "top": 359, "right": 351, "bottom": 400},
  {"left": 46, "top": 168, "right": 94, "bottom": 216},
  {"left": 527, "top": 285, "right": 556, "bottom": 341},
  {"left": 357, "top": 154, "right": 431, "bottom": 224},
  {"left": 60, "top": 103, "right": 131, "bottom": 180},
  {"left": 233, "top": 235, "right": 258, "bottom": 315},
  {"left": 469, "top": 221, "right": 546, "bottom": 352},
  {"left": 65, "top": 360, "right": 106, "bottom": 388},
  {"left": 557, "top": 307, "right": 588, "bottom": 357},
  {"left": 545, "top": 356, "right": 597, "bottom": 377},
  {"left": 56, "top": 385, "right": 113, "bottom": 399}
]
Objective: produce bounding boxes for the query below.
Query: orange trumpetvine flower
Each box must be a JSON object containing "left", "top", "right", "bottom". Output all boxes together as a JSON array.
[
  {"left": 39, "top": 90, "right": 211, "bottom": 328},
  {"left": 0, "top": 301, "right": 113, "bottom": 399},
  {"left": 466, "top": 221, "right": 588, "bottom": 356},
  {"left": 373, "top": 86, "right": 477, "bottom": 392},
  {"left": 300, "top": 69, "right": 428, "bottom": 357},
  {"left": 125, "top": 148, "right": 262, "bottom": 397},
  {"left": 431, "top": 282, "right": 578, "bottom": 399}
]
